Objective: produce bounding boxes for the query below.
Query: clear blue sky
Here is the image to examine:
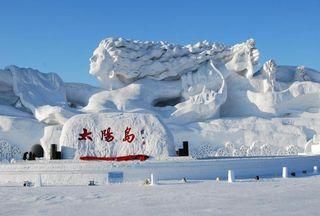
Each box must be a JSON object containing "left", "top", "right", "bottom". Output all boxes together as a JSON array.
[{"left": 1, "top": 0, "right": 319, "bottom": 86}]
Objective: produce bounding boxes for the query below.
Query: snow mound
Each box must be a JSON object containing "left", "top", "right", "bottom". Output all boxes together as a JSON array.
[
  {"left": 7, "top": 65, "right": 67, "bottom": 113},
  {"left": 0, "top": 115, "right": 44, "bottom": 158},
  {"left": 65, "top": 82, "right": 102, "bottom": 107},
  {"left": 248, "top": 81, "right": 320, "bottom": 115},
  {"left": 60, "top": 113, "right": 174, "bottom": 159},
  {"left": 170, "top": 117, "right": 307, "bottom": 158},
  {"left": 35, "top": 105, "right": 78, "bottom": 125}
]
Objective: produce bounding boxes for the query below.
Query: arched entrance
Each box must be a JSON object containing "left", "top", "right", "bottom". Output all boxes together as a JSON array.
[{"left": 30, "top": 144, "right": 44, "bottom": 158}]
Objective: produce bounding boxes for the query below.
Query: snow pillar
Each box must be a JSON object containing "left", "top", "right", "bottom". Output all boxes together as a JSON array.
[
  {"left": 34, "top": 174, "right": 42, "bottom": 187},
  {"left": 150, "top": 173, "right": 156, "bottom": 185},
  {"left": 228, "top": 170, "right": 235, "bottom": 183},
  {"left": 313, "top": 166, "right": 318, "bottom": 174},
  {"left": 282, "top": 167, "right": 288, "bottom": 178}
]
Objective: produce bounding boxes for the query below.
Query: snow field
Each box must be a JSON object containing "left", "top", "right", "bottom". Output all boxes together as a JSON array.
[{"left": 1, "top": 176, "right": 320, "bottom": 216}]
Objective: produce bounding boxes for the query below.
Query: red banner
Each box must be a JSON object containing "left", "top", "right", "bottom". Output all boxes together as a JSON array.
[{"left": 80, "top": 154, "right": 149, "bottom": 161}]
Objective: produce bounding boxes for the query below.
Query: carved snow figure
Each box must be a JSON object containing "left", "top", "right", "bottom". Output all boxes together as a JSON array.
[
  {"left": 262, "top": 60, "right": 278, "bottom": 92},
  {"left": 295, "top": 66, "right": 311, "bottom": 82},
  {"left": 87, "top": 38, "right": 259, "bottom": 124},
  {"left": 89, "top": 37, "right": 260, "bottom": 90}
]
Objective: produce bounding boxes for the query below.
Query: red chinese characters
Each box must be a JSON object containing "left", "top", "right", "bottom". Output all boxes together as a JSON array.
[
  {"left": 78, "top": 128, "right": 93, "bottom": 141},
  {"left": 100, "top": 127, "right": 114, "bottom": 142},
  {"left": 78, "top": 127, "right": 136, "bottom": 143},
  {"left": 122, "top": 127, "right": 135, "bottom": 143}
]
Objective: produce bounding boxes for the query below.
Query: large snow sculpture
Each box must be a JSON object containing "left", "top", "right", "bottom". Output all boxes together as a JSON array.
[
  {"left": 1, "top": 36, "right": 320, "bottom": 160},
  {"left": 85, "top": 60, "right": 227, "bottom": 124},
  {"left": 88, "top": 37, "right": 251, "bottom": 124},
  {"left": 89, "top": 37, "right": 259, "bottom": 90},
  {"left": 60, "top": 112, "right": 175, "bottom": 159}
]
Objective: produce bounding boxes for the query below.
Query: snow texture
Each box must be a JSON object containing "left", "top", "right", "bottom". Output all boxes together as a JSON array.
[
  {"left": 60, "top": 112, "right": 174, "bottom": 159},
  {"left": 7, "top": 65, "right": 67, "bottom": 113}
]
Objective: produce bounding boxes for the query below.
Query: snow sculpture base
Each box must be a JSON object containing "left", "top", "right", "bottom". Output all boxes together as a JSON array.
[{"left": 60, "top": 112, "right": 175, "bottom": 159}]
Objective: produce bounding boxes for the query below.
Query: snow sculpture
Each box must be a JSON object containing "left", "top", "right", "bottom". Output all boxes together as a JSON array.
[
  {"left": 168, "top": 61, "right": 227, "bottom": 124},
  {"left": 88, "top": 37, "right": 259, "bottom": 124},
  {"left": 1, "top": 36, "right": 320, "bottom": 159},
  {"left": 60, "top": 112, "right": 175, "bottom": 159},
  {"left": 85, "top": 60, "right": 227, "bottom": 124},
  {"left": 262, "top": 60, "right": 277, "bottom": 92},
  {"left": 2, "top": 66, "right": 76, "bottom": 125},
  {"left": 247, "top": 78, "right": 320, "bottom": 115},
  {"left": 6, "top": 65, "right": 67, "bottom": 113},
  {"left": 89, "top": 38, "right": 259, "bottom": 90},
  {"left": 295, "top": 66, "right": 311, "bottom": 82}
]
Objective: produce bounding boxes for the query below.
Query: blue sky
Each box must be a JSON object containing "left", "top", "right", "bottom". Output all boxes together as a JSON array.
[{"left": 0, "top": 0, "right": 319, "bottom": 86}]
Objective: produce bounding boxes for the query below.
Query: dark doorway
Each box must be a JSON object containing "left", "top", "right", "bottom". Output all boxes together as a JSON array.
[{"left": 30, "top": 144, "right": 44, "bottom": 158}]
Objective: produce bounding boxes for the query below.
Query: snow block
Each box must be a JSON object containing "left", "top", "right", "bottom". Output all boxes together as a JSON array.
[{"left": 60, "top": 112, "right": 175, "bottom": 159}]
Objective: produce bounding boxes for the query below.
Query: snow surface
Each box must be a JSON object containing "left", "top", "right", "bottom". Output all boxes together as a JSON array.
[
  {"left": 1, "top": 176, "right": 320, "bottom": 216},
  {"left": 0, "top": 37, "right": 320, "bottom": 160},
  {"left": 0, "top": 116, "right": 44, "bottom": 160},
  {"left": 7, "top": 65, "right": 67, "bottom": 113},
  {"left": 60, "top": 113, "right": 174, "bottom": 159}
]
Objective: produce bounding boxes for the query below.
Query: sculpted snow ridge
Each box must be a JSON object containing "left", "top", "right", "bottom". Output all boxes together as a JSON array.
[
  {"left": 7, "top": 65, "right": 67, "bottom": 113},
  {"left": 247, "top": 60, "right": 320, "bottom": 116}
]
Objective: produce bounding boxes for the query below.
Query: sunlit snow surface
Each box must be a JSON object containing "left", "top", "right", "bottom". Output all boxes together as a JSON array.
[{"left": 1, "top": 176, "right": 320, "bottom": 216}]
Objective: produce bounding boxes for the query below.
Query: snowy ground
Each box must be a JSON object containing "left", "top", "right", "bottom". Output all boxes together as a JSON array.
[{"left": 1, "top": 176, "right": 320, "bottom": 216}]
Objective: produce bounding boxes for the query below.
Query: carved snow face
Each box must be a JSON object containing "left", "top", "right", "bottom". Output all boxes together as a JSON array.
[
  {"left": 89, "top": 42, "right": 124, "bottom": 90},
  {"left": 89, "top": 44, "right": 106, "bottom": 76}
]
